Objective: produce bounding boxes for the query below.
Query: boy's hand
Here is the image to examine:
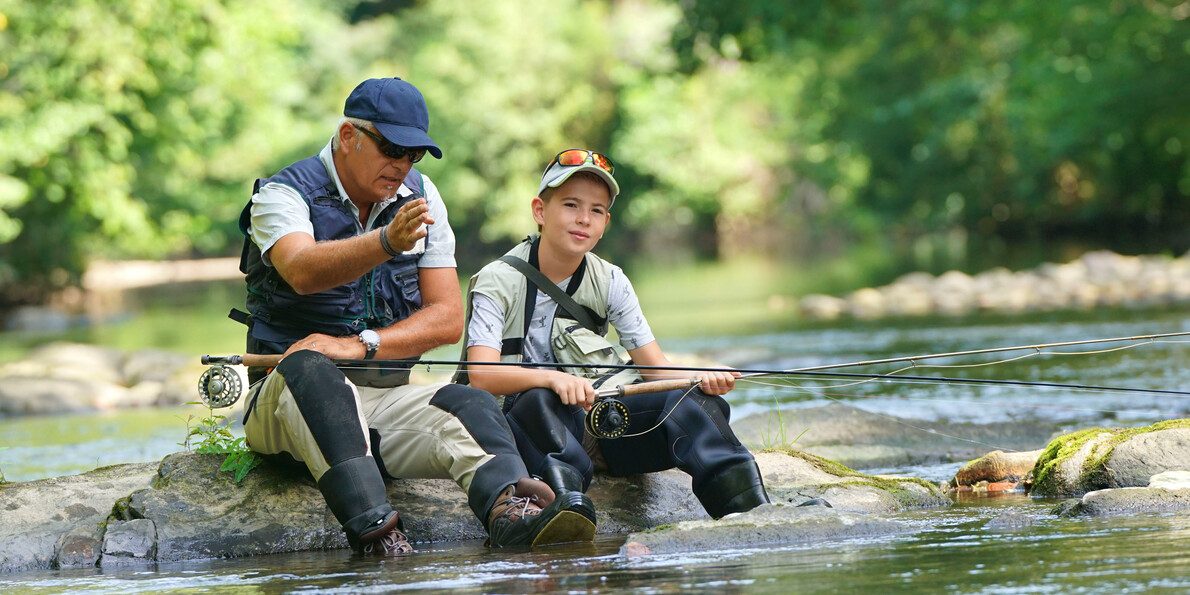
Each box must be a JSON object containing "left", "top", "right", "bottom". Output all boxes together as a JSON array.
[
  {"left": 548, "top": 372, "right": 596, "bottom": 410},
  {"left": 695, "top": 370, "right": 741, "bottom": 396}
]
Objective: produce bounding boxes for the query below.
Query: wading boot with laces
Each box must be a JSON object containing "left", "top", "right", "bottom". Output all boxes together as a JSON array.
[
  {"left": 358, "top": 510, "right": 413, "bottom": 556},
  {"left": 486, "top": 477, "right": 596, "bottom": 547}
]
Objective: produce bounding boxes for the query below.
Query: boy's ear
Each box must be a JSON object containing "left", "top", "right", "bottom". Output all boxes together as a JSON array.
[{"left": 531, "top": 196, "right": 546, "bottom": 226}]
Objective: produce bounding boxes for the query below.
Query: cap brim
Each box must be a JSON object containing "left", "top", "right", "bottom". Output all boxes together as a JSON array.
[
  {"left": 537, "top": 163, "right": 620, "bottom": 204},
  {"left": 373, "top": 121, "right": 443, "bottom": 159}
]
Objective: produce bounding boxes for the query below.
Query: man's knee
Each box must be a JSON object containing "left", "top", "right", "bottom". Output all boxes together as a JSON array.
[{"left": 275, "top": 349, "right": 367, "bottom": 465}]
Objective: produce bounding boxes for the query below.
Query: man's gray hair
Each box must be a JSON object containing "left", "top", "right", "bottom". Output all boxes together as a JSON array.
[{"left": 332, "top": 117, "right": 374, "bottom": 151}]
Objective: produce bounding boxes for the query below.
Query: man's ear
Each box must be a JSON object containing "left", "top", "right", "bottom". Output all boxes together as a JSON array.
[
  {"left": 337, "top": 122, "right": 357, "bottom": 153},
  {"left": 531, "top": 196, "right": 546, "bottom": 226}
]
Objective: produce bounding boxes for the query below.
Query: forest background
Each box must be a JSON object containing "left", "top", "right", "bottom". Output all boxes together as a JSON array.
[{"left": 1, "top": 0, "right": 1188, "bottom": 319}]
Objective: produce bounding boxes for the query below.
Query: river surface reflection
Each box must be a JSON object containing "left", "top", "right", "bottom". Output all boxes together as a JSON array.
[{"left": 3, "top": 307, "right": 1190, "bottom": 592}]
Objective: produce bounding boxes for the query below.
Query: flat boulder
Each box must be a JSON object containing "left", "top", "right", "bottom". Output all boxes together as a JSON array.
[
  {"left": 617, "top": 450, "right": 950, "bottom": 557},
  {"left": 619, "top": 503, "right": 914, "bottom": 557}
]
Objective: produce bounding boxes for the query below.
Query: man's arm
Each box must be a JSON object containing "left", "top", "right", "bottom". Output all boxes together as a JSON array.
[
  {"left": 283, "top": 266, "right": 464, "bottom": 360},
  {"left": 270, "top": 198, "right": 431, "bottom": 294}
]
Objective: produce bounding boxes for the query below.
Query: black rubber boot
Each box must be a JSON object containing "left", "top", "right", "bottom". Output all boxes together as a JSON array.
[
  {"left": 319, "top": 456, "right": 404, "bottom": 552},
  {"left": 540, "top": 465, "right": 597, "bottom": 526},
  {"left": 695, "top": 459, "right": 771, "bottom": 519}
]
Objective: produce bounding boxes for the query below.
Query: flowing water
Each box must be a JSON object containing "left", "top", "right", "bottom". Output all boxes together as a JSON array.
[{"left": 3, "top": 306, "right": 1190, "bottom": 592}]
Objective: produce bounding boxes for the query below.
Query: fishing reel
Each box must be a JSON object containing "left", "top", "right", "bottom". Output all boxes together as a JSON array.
[
  {"left": 585, "top": 397, "right": 630, "bottom": 439},
  {"left": 197, "top": 364, "right": 243, "bottom": 409}
]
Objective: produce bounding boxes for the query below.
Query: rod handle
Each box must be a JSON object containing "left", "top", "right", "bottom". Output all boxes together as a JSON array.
[
  {"left": 201, "top": 354, "right": 283, "bottom": 367},
  {"left": 601, "top": 378, "right": 698, "bottom": 398}
]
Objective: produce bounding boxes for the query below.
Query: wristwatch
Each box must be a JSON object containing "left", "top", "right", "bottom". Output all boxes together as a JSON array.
[{"left": 358, "top": 329, "right": 380, "bottom": 360}]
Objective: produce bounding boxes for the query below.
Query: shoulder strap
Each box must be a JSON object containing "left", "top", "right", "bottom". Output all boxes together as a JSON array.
[{"left": 499, "top": 250, "right": 600, "bottom": 334}]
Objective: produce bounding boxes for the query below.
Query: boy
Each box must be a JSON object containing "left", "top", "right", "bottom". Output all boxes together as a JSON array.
[{"left": 458, "top": 148, "right": 770, "bottom": 533}]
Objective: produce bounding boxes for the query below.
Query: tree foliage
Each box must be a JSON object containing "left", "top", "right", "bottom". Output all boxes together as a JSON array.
[
  {"left": 0, "top": 0, "right": 347, "bottom": 302},
  {"left": 675, "top": 0, "right": 1190, "bottom": 262},
  {"left": 2, "top": 0, "right": 1189, "bottom": 306}
]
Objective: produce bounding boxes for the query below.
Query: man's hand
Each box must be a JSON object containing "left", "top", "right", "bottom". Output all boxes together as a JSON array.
[
  {"left": 547, "top": 371, "right": 596, "bottom": 410},
  {"left": 383, "top": 198, "right": 433, "bottom": 254},
  {"left": 284, "top": 333, "right": 366, "bottom": 360},
  {"left": 694, "top": 370, "right": 740, "bottom": 396}
]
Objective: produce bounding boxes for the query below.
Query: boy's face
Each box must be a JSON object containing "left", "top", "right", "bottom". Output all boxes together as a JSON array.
[{"left": 532, "top": 176, "right": 612, "bottom": 259}]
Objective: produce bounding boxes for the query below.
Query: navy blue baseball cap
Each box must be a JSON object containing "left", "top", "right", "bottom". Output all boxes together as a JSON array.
[{"left": 343, "top": 77, "right": 442, "bottom": 159}]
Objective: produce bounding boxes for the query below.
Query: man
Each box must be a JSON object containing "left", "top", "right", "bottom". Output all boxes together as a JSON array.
[
  {"left": 235, "top": 78, "right": 594, "bottom": 555},
  {"left": 458, "top": 148, "right": 770, "bottom": 529}
]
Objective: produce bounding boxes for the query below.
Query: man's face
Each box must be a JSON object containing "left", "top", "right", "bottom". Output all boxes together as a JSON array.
[
  {"left": 532, "top": 176, "right": 612, "bottom": 259},
  {"left": 339, "top": 125, "right": 415, "bottom": 204}
]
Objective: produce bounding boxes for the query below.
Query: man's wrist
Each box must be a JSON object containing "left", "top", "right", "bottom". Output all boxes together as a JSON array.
[{"left": 378, "top": 224, "right": 400, "bottom": 257}]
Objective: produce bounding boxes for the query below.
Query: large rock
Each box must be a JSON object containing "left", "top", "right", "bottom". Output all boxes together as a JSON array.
[
  {"left": 0, "top": 462, "right": 158, "bottom": 572},
  {"left": 0, "top": 448, "right": 946, "bottom": 572},
  {"left": 1028, "top": 419, "right": 1190, "bottom": 498},
  {"left": 733, "top": 402, "right": 1061, "bottom": 470}
]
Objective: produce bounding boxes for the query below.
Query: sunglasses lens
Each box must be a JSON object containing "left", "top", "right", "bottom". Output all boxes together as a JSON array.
[
  {"left": 591, "top": 153, "right": 613, "bottom": 174},
  {"left": 556, "top": 149, "right": 589, "bottom": 167}
]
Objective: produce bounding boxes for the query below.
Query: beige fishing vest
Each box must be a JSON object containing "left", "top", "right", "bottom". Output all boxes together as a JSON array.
[{"left": 454, "top": 235, "right": 614, "bottom": 383}]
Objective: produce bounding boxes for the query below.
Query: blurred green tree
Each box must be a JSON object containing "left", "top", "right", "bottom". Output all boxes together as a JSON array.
[
  {"left": 675, "top": 0, "right": 1190, "bottom": 266},
  {"left": 0, "top": 0, "right": 349, "bottom": 305}
]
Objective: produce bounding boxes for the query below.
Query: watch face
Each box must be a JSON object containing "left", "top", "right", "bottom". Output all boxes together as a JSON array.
[{"left": 360, "top": 329, "right": 380, "bottom": 349}]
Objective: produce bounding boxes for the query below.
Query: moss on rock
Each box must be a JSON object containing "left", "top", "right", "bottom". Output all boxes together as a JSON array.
[{"left": 1030, "top": 419, "right": 1190, "bottom": 497}]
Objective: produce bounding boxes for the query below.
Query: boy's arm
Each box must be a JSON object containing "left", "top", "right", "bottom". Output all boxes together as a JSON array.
[
  {"left": 627, "top": 342, "right": 740, "bottom": 396},
  {"left": 466, "top": 346, "right": 596, "bottom": 410}
]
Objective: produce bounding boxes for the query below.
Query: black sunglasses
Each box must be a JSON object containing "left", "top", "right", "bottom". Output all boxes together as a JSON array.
[{"left": 354, "top": 125, "right": 427, "bottom": 163}]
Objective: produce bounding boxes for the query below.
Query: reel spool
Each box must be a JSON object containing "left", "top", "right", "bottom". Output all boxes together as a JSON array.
[
  {"left": 585, "top": 397, "right": 629, "bottom": 439},
  {"left": 197, "top": 364, "right": 243, "bottom": 408}
]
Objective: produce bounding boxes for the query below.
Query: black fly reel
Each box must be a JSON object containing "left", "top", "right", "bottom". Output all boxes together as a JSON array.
[
  {"left": 197, "top": 364, "right": 243, "bottom": 408},
  {"left": 585, "top": 397, "right": 630, "bottom": 439}
]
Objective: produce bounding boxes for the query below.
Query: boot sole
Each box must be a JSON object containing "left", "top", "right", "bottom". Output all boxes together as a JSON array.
[{"left": 531, "top": 510, "right": 596, "bottom": 546}]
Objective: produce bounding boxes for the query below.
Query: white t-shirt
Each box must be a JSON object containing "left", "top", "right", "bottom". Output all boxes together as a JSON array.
[{"left": 467, "top": 265, "right": 655, "bottom": 364}]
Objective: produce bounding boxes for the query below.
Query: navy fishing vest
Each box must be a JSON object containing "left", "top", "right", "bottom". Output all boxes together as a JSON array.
[{"left": 236, "top": 155, "right": 425, "bottom": 356}]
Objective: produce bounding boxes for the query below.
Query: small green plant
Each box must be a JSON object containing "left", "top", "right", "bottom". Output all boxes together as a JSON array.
[
  {"left": 180, "top": 403, "right": 261, "bottom": 482},
  {"left": 0, "top": 446, "right": 8, "bottom": 484},
  {"left": 759, "top": 401, "right": 809, "bottom": 451}
]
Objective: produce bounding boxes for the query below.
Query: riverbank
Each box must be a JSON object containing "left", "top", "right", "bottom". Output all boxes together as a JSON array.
[{"left": 798, "top": 250, "right": 1190, "bottom": 321}]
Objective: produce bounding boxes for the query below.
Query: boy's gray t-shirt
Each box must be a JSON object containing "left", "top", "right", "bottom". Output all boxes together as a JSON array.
[{"left": 467, "top": 265, "right": 655, "bottom": 364}]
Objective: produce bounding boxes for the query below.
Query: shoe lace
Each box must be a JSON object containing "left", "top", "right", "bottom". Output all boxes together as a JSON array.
[
  {"left": 493, "top": 494, "right": 541, "bottom": 522},
  {"left": 363, "top": 529, "right": 413, "bottom": 555}
]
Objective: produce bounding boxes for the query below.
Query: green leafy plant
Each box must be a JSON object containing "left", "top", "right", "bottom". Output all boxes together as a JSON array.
[
  {"left": 180, "top": 403, "right": 261, "bottom": 482},
  {"left": 0, "top": 446, "right": 7, "bottom": 484}
]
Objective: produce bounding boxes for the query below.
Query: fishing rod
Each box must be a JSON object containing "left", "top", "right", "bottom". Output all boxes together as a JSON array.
[
  {"left": 198, "top": 331, "right": 1190, "bottom": 438},
  {"left": 780, "top": 331, "right": 1190, "bottom": 372},
  {"left": 198, "top": 331, "right": 1190, "bottom": 407}
]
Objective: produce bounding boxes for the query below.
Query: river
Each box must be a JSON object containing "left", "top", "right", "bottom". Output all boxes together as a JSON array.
[{"left": 2, "top": 305, "right": 1190, "bottom": 592}]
